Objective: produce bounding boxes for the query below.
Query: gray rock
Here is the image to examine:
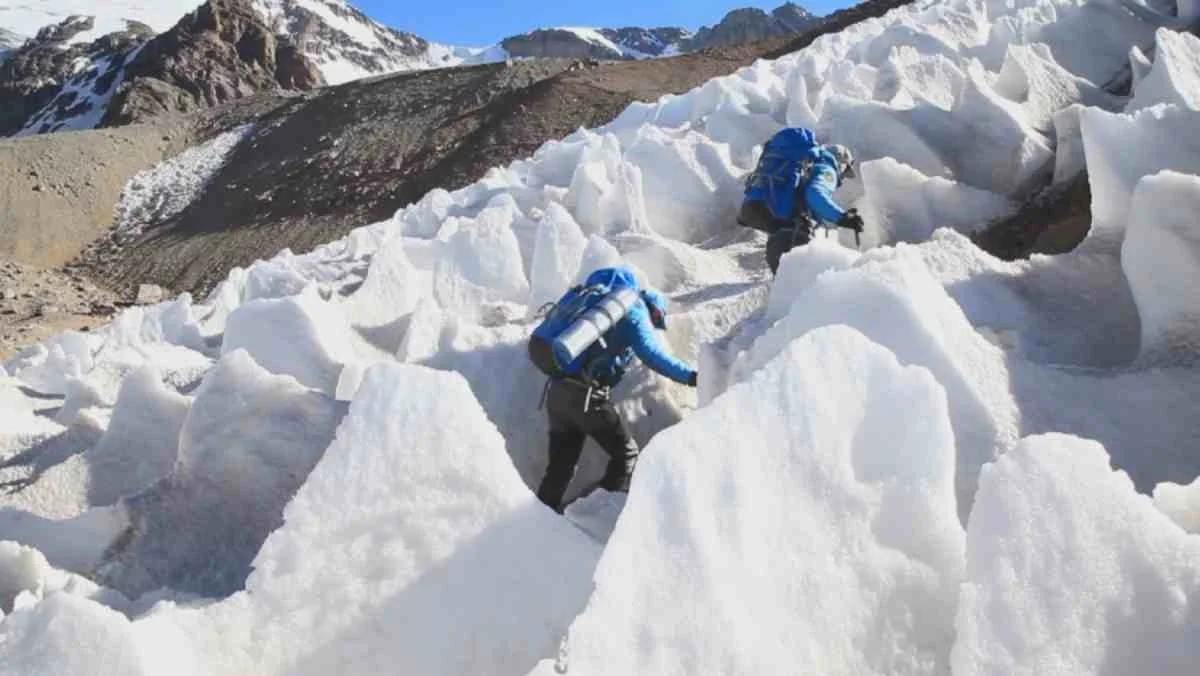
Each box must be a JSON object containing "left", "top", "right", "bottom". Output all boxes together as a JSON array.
[{"left": 1, "top": 288, "right": 16, "bottom": 300}]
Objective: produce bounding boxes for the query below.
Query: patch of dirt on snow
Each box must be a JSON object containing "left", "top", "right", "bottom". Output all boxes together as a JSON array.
[{"left": 973, "top": 172, "right": 1093, "bottom": 261}]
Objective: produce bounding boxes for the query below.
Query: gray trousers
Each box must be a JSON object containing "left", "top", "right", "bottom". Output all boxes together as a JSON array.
[
  {"left": 536, "top": 379, "right": 639, "bottom": 512},
  {"left": 738, "top": 200, "right": 814, "bottom": 275}
]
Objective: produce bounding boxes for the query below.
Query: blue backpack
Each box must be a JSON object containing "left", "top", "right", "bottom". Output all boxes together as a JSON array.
[
  {"left": 744, "top": 127, "right": 820, "bottom": 221},
  {"left": 528, "top": 270, "right": 641, "bottom": 381}
]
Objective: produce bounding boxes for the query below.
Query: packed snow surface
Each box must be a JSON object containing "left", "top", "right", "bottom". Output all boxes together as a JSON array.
[
  {"left": 3, "top": 0, "right": 1200, "bottom": 673},
  {"left": 953, "top": 433, "right": 1200, "bottom": 675},
  {"left": 534, "top": 326, "right": 965, "bottom": 675}
]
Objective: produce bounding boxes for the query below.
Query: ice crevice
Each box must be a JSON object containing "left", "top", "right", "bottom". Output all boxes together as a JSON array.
[{"left": 1, "top": 0, "right": 1200, "bottom": 673}]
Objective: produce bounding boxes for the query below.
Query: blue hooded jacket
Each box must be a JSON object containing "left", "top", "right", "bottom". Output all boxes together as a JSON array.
[
  {"left": 744, "top": 128, "right": 847, "bottom": 225},
  {"left": 803, "top": 148, "right": 848, "bottom": 225},
  {"left": 579, "top": 267, "right": 695, "bottom": 387}
]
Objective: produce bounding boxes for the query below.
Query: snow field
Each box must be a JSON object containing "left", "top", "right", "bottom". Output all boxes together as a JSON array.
[
  {"left": 1081, "top": 101, "right": 1200, "bottom": 248},
  {"left": 1, "top": 0, "right": 1200, "bottom": 673},
  {"left": 952, "top": 433, "right": 1200, "bottom": 675},
  {"left": 1122, "top": 170, "right": 1200, "bottom": 360},
  {"left": 533, "top": 326, "right": 964, "bottom": 675},
  {"left": 0, "top": 364, "right": 189, "bottom": 525},
  {"left": 1126, "top": 28, "right": 1200, "bottom": 112},
  {"left": 730, "top": 246, "right": 1020, "bottom": 519},
  {"left": 93, "top": 349, "right": 346, "bottom": 598},
  {"left": 160, "top": 363, "right": 599, "bottom": 676}
]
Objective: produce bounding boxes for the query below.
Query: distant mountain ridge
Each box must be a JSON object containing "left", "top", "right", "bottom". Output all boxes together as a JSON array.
[
  {"left": 0, "top": 0, "right": 824, "bottom": 136},
  {"left": 501, "top": 4, "right": 822, "bottom": 60}
]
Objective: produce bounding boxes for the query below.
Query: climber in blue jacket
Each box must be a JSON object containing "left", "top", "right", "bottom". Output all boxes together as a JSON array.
[
  {"left": 535, "top": 267, "right": 696, "bottom": 513},
  {"left": 739, "top": 128, "right": 865, "bottom": 274}
]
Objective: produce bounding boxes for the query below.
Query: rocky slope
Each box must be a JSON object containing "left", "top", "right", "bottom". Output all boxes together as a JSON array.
[{"left": 0, "top": 259, "right": 119, "bottom": 360}]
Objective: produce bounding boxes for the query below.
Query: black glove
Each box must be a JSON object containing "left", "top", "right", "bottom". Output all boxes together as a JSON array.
[
  {"left": 837, "top": 208, "right": 864, "bottom": 233},
  {"left": 687, "top": 372, "right": 698, "bottom": 388}
]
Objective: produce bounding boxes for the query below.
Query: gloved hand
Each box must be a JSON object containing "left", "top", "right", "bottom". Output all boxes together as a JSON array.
[
  {"left": 687, "top": 372, "right": 698, "bottom": 388},
  {"left": 837, "top": 208, "right": 864, "bottom": 233}
]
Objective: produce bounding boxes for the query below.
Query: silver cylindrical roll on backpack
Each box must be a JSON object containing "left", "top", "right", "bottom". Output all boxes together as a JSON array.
[{"left": 552, "top": 287, "right": 641, "bottom": 368}]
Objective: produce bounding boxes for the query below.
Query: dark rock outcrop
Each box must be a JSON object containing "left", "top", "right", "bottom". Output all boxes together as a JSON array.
[
  {"left": 102, "top": 0, "right": 323, "bottom": 127},
  {"left": 684, "top": 3, "right": 821, "bottom": 52},
  {"left": 0, "top": 17, "right": 149, "bottom": 136},
  {"left": 502, "top": 29, "right": 631, "bottom": 60},
  {"left": 773, "top": 2, "right": 820, "bottom": 31}
]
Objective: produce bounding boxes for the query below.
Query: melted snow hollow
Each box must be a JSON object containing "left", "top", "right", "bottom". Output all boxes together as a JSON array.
[{"left": 2, "top": 1, "right": 1200, "bottom": 674}]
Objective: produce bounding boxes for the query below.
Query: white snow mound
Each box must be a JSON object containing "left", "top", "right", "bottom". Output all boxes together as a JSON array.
[
  {"left": 162, "top": 362, "right": 598, "bottom": 676},
  {"left": 1121, "top": 170, "right": 1200, "bottom": 361},
  {"left": 533, "top": 326, "right": 964, "bottom": 675},
  {"left": 953, "top": 433, "right": 1200, "bottom": 675}
]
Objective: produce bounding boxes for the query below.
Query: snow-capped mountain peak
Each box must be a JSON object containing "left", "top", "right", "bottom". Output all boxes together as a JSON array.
[{"left": 248, "top": 0, "right": 495, "bottom": 85}]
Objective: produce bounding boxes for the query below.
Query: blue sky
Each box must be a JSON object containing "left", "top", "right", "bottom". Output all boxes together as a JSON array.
[{"left": 360, "top": 1, "right": 856, "bottom": 46}]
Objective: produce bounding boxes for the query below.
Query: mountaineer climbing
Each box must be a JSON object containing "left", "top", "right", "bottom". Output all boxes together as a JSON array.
[
  {"left": 528, "top": 266, "right": 697, "bottom": 513},
  {"left": 739, "top": 127, "right": 865, "bottom": 274}
]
